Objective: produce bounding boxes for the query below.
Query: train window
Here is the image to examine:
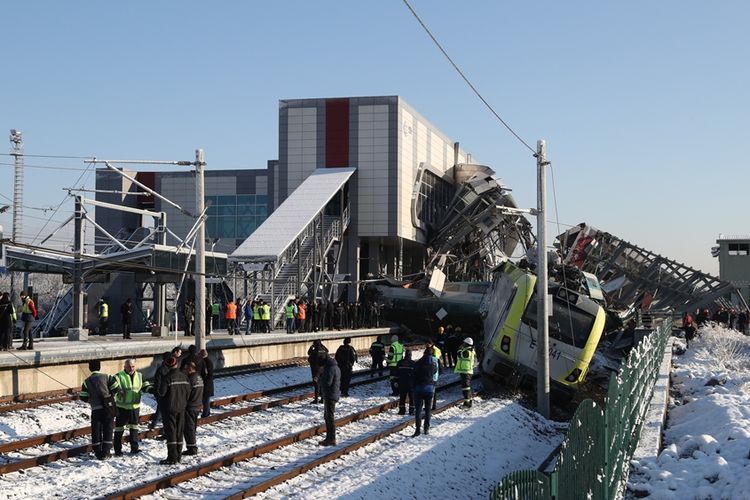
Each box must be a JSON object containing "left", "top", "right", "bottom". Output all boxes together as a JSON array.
[
  {"left": 443, "top": 284, "right": 461, "bottom": 292},
  {"left": 522, "top": 295, "right": 596, "bottom": 349},
  {"left": 468, "top": 283, "right": 490, "bottom": 294}
]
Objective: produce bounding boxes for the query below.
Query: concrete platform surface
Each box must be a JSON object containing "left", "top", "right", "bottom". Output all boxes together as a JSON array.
[{"left": 0, "top": 327, "right": 397, "bottom": 398}]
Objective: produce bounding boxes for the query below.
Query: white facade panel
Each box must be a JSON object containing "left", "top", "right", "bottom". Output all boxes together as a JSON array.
[
  {"left": 357, "top": 104, "right": 390, "bottom": 235},
  {"left": 286, "top": 107, "right": 317, "bottom": 197}
]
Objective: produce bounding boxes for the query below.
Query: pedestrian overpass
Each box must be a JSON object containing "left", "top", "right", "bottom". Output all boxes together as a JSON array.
[{"left": 230, "top": 167, "right": 355, "bottom": 327}]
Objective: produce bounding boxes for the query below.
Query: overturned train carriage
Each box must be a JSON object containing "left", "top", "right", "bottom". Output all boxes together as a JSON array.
[{"left": 479, "top": 261, "right": 607, "bottom": 390}]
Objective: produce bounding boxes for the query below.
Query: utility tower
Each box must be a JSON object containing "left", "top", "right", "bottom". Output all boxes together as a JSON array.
[{"left": 9, "top": 129, "right": 23, "bottom": 298}]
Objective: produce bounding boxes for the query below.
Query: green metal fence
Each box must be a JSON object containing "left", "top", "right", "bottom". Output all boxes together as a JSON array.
[{"left": 491, "top": 319, "right": 673, "bottom": 500}]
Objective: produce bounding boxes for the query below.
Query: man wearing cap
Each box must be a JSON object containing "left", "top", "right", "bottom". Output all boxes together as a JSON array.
[
  {"left": 386, "top": 335, "right": 405, "bottom": 396},
  {"left": 454, "top": 337, "right": 476, "bottom": 408}
]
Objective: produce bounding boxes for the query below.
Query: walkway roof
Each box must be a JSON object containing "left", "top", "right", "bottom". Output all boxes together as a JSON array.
[{"left": 231, "top": 167, "right": 356, "bottom": 263}]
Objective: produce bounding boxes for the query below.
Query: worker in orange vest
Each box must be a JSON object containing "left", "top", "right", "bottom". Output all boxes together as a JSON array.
[{"left": 225, "top": 300, "right": 238, "bottom": 335}]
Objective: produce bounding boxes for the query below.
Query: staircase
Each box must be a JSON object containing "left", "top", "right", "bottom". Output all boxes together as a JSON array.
[{"left": 255, "top": 212, "right": 348, "bottom": 328}]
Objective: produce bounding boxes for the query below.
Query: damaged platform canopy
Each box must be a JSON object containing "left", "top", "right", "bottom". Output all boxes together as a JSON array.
[
  {"left": 3, "top": 243, "right": 228, "bottom": 280},
  {"left": 556, "top": 223, "right": 747, "bottom": 313}
]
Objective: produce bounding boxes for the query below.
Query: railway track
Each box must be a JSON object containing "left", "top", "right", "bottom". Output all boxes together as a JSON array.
[
  {"left": 0, "top": 358, "right": 309, "bottom": 414},
  {"left": 0, "top": 368, "right": 391, "bottom": 474},
  {"left": 0, "top": 343, "right": 417, "bottom": 414},
  {"left": 105, "top": 380, "right": 468, "bottom": 500}
]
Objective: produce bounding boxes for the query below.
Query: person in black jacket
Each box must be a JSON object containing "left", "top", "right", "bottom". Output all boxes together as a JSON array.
[
  {"left": 307, "top": 339, "right": 329, "bottom": 404},
  {"left": 158, "top": 356, "right": 191, "bottom": 465},
  {"left": 397, "top": 349, "right": 415, "bottom": 415},
  {"left": 335, "top": 337, "right": 358, "bottom": 397},
  {"left": 412, "top": 348, "right": 438, "bottom": 437},
  {"left": 0, "top": 292, "right": 14, "bottom": 351},
  {"left": 149, "top": 352, "right": 172, "bottom": 430},
  {"left": 369, "top": 336, "right": 385, "bottom": 377},
  {"left": 199, "top": 349, "right": 214, "bottom": 418},
  {"left": 120, "top": 298, "right": 133, "bottom": 339},
  {"left": 319, "top": 355, "right": 341, "bottom": 446},
  {"left": 183, "top": 361, "right": 203, "bottom": 456},
  {"left": 80, "top": 360, "right": 120, "bottom": 460}
]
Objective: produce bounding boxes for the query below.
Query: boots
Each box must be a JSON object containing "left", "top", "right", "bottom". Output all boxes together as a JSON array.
[
  {"left": 412, "top": 428, "right": 421, "bottom": 437},
  {"left": 113, "top": 431, "right": 123, "bottom": 456}
]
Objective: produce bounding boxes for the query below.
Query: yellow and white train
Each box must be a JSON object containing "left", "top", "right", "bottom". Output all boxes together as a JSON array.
[{"left": 480, "top": 261, "right": 607, "bottom": 389}]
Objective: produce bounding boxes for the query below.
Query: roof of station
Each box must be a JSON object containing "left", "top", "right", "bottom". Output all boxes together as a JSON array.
[{"left": 231, "top": 167, "right": 356, "bottom": 262}]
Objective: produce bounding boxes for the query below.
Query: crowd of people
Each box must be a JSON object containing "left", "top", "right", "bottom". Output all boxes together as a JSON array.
[
  {"left": 80, "top": 345, "right": 214, "bottom": 463},
  {"left": 682, "top": 305, "right": 750, "bottom": 348},
  {"left": 74, "top": 327, "right": 478, "bottom": 464},
  {"left": 0, "top": 290, "right": 37, "bottom": 350},
  {"left": 306, "top": 334, "right": 477, "bottom": 445},
  {"left": 186, "top": 296, "right": 385, "bottom": 336}
]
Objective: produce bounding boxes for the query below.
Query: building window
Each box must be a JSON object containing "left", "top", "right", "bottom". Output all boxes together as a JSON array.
[
  {"left": 205, "top": 195, "right": 268, "bottom": 240},
  {"left": 415, "top": 170, "right": 452, "bottom": 228},
  {"left": 728, "top": 243, "right": 749, "bottom": 256}
]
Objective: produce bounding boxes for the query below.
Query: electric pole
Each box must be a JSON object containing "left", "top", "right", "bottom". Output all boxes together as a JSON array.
[
  {"left": 194, "top": 149, "right": 206, "bottom": 352},
  {"left": 9, "top": 129, "right": 23, "bottom": 300},
  {"left": 536, "top": 139, "right": 550, "bottom": 419}
]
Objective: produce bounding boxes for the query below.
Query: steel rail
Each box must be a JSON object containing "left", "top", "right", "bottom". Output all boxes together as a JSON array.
[
  {"left": 0, "top": 359, "right": 306, "bottom": 414},
  {"left": 0, "top": 344, "right": 394, "bottom": 414},
  {"left": 0, "top": 373, "right": 390, "bottom": 473},
  {"left": 232, "top": 393, "right": 470, "bottom": 498},
  {"left": 104, "top": 380, "right": 464, "bottom": 500}
]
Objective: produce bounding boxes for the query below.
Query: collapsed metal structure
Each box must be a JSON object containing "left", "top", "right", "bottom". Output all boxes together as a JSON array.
[{"left": 556, "top": 224, "right": 747, "bottom": 314}]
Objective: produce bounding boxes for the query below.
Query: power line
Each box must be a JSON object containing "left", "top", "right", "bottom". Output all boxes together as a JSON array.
[
  {"left": 0, "top": 152, "right": 92, "bottom": 160},
  {"left": 0, "top": 161, "right": 91, "bottom": 172},
  {"left": 401, "top": 0, "right": 537, "bottom": 155}
]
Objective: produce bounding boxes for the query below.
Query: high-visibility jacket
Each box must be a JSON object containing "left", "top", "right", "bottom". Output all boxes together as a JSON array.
[
  {"left": 387, "top": 341, "right": 404, "bottom": 367},
  {"left": 225, "top": 302, "right": 237, "bottom": 320},
  {"left": 10, "top": 303, "right": 16, "bottom": 321},
  {"left": 113, "top": 370, "right": 152, "bottom": 410},
  {"left": 21, "top": 297, "right": 36, "bottom": 317},
  {"left": 253, "top": 304, "right": 261, "bottom": 320},
  {"left": 211, "top": 303, "right": 221, "bottom": 316},
  {"left": 261, "top": 303, "right": 271, "bottom": 321},
  {"left": 454, "top": 346, "right": 476, "bottom": 375},
  {"left": 297, "top": 303, "right": 306, "bottom": 320},
  {"left": 432, "top": 345, "right": 442, "bottom": 361},
  {"left": 284, "top": 304, "right": 295, "bottom": 319},
  {"left": 98, "top": 302, "right": 109, "bottom": 319}
]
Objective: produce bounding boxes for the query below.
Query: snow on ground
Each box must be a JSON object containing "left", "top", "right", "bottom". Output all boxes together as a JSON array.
[
  {"left": 627, "top": 324, "right": 750, "bottom": 499},
  {"left": 0, "top": 352, "right": 565, "bottom": 500},
  {"left": 253, "top": 397, "right": 564, "bottom": 500},
  {"left": 0, "top": 358, "right": 372, "bottom": 443}
]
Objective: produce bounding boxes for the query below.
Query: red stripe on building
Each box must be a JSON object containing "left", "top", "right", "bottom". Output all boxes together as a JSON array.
[{"left": 325, "top": 99, "right": 349, "bottom": 167}]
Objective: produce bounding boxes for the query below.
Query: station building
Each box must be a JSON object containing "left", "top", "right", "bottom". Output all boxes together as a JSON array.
[{"left": 93, "top": 95, "right": 473, "bottom": 327}]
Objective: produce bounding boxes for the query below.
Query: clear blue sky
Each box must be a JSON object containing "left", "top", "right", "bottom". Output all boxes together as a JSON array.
[{"left": 1, "top": 1, "right": 747, "bottom": 275}]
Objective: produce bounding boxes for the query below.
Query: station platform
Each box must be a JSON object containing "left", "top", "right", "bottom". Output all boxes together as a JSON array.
[{"left": 0, "top": 326, "right": 398, "bottom": 399}]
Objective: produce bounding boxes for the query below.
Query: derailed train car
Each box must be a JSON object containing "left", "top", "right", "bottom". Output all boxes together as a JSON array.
[{"left": 480, "top": 260, "right": 607, "bottom": 390}]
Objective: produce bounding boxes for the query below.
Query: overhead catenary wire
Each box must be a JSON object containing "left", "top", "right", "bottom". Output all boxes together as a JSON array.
[
  {"left": 0, "top": 152, "right": 92, "bottom": 160},
  {"left": 401, "top": 0, "right": 537, "bottom": 155}
]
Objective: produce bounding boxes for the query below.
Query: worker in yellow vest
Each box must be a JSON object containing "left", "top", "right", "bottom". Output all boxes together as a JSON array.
[
  {"left": 19, "top": 291, "right": 37, "bottom": 349},
  {"left": 113, "top": 358, "right": 153, "bottom": 455},
  {"left": 387, "top": 335, "right": 405, "bottom": 396},
  {"left": 97, "top": 298, "right": 109, "bottom": 337},
  {"left": 454, "top": 337, "right": 476, "bottom": 408},
  {"left": 261, "top": 300, "right": 271, "bottom": 333}
]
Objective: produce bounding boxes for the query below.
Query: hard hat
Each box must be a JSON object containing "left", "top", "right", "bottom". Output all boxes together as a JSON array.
[{"left": 463, "top": 337, "right": 473, "bottom": 346}]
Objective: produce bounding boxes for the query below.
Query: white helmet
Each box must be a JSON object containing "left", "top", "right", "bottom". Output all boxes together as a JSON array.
[{"left": 463, "top": 337, "right": 473, "bottom": 346}]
